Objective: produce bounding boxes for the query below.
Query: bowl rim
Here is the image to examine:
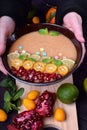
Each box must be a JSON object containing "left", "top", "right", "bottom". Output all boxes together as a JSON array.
[{"left": 2, "top": 23, "right": 82, "bottom": 86}]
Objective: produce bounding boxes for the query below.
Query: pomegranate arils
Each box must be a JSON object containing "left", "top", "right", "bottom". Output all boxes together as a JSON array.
[
  {"left": 11, "top": 67, "right": 62, "bottom": 83},
  {"left": 56, "top": 74, "right": 62, "bottom": 79},
  {"left": 39, "top": 78, "right": 44, "bottom": 83},
  {"left": 36, "top": 90, "right": 56, "bottom": 117},
  {"left": 45, "top": 76, "right": 51, "bottom": 81},
  {"left": 33, "top": 75, "right": 38, "bottom": 80},
  {"left": 28, "top": 73, "right": 34, "bottom": 79},
  {"left": 8, "top": 110, "right": 43, "bottom": 130},
  {"left": 31, "top": 69, "right": 36, "bottom": 74},
  {"left": 11, "top": 66, "right": 18, "bottom": 75}
]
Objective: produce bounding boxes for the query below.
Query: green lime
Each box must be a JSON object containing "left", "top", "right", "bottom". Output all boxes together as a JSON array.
[
  {"left": 7, "top": 52, "right": 19, "bottom": 61},
  {"left": 83, "top": 77, "right": 87, "bottom": 92},
  {"left": 62, "top": 58, "right": 75, "bottom": 70},
  {"left": 57, "top": 83, "right": 79, "bottom": 104},
  {"left": 30, "top": 54, "right": 41, "bottom": 61}
]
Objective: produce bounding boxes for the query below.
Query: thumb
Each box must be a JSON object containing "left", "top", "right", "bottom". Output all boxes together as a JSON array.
[
  {"left": 0, "top": 32, "right": 6, "bottom": 55},
  {"left": 0, "top": 16, "right": 15, "bottom": 55},
  {"left": 0, "top": 57, "right": 8, "bottom": 75},
  {"left": 71, "top": 21, "right": 85, "bottom": 43},
  {"left": 69, "top": 14, "right": 85, "bottom": 43},
  {"left": 63, "top": 12, "right": 85, "bottom": 43}
]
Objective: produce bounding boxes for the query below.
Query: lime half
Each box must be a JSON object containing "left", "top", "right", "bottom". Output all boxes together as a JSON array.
[
  {"left": 62, "top": 58, "right": 75, "bottom": 70},
  {"left": 30, "top": 54, "right": 41, "bottom": 61},
  {"left": 7, "top": 52, "right": 19, "bottom": 61}
]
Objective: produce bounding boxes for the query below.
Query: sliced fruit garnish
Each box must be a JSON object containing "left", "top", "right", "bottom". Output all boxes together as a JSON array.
[
  {"left": 11, "top": 58, "right": 23, "bottom": 70},
  {"left": 19, "top": 55, "right": 28, "bottom": 61},
  {"left": 62, "top": 58, "right": 75, "bottom": 70},
  {"left": 19, "top": 52, "right": 31, "bottom": 61},
  {"left": 34, "top": 62, "right": 45, "bottom": 72},
  {"left": 45, "top": 63, "right": 57, "bottom": 73},
  {"left": 27, "top": 58, "right": 37, "bottom": 62},
  {"left": 57, "top": 65, "right": 69, "bottom": 76},
  {"left": 41, "top": 56, "right": 51, "bottom": 60},
  {"left": 49, "top": 31, "right": 60, "bottom": 36},
  {"left": 23, "top": 60, "right": 34, "bottom": 70},
  {"left": 52, "top": 59, "right": 63, "bottom": 66},
  {"left": 7, "top": 52, "right": 19, "bottom": 61},
  {"left": 41, "top": 57, "right": 54, "bottom": 64},
  {"left": 30, "top": 54, "right": 41, "bottom": 61},
  {"left": 38, "top": 28, "right": 48, "bottom": 35}
]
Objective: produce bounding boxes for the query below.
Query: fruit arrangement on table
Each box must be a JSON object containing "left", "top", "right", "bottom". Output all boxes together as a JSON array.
[
  {"left": 7, "top": 83, "right": 79, "bottom": 130},
  {"left": 0, "top": 76, "right": 81, "bottom": 130}
]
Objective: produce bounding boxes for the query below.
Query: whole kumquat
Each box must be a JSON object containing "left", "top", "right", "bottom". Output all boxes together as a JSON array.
[
  {"left": 27, "top": 90, "right": 39, "bottom": 100},
  {"left": 0, "top": 109, "right": 7, "bottom": 122},
  {"left": 54, "top": 108, "right": 66, "bottom": 121},
  {"left": 23, "top": 98, "right": 36, "bottom": 110},
  {"left": 32, "top": 16, "right": 40, "bottom": 24}
]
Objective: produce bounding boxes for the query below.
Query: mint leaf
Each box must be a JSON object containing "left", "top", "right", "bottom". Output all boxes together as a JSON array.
[
  {"left": 12, "top": 88, "right": 24, "bottom": 101},
  {"left": 16, "top": 99, "right": 21, "bottom": 107},
  {"left": 49, "top": 31, "right": 60, "bottom": 36},
  {"left": 10, "top": 103, "right": 19, "bottom": 110},
  {"left": 38, "top": 28, "right": 49, "bottom": 35},
  {"left": 4, "top": 102, "right": 11, "bottom": 113}
]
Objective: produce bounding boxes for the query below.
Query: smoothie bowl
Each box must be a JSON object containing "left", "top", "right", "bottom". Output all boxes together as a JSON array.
[{"left": 2, "top": 23, "right": 82, "bottom": 86}]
